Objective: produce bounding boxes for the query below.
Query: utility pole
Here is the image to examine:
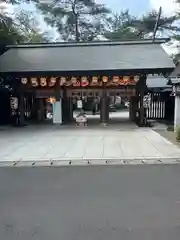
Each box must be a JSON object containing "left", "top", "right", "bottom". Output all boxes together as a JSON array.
[{"left": 152, "top": 6, "right": 162, "bottom": 42}]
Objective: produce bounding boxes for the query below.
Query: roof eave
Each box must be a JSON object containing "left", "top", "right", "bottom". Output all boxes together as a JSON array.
[
  {"left": 0, "top": 67, "right": 174, "bottom": 77},
  {"left": 5, "top": 38, "right": 171, "bottom": 49}
]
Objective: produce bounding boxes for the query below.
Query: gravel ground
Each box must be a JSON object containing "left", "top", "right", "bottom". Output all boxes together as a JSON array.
[{"left": 156, "top": 130, "right": 180, "bottom": 147}]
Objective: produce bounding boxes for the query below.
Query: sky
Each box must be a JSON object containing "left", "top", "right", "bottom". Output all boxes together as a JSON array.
[
  {"left": 96, "top": 0, "right": 150, "bottom": 15},
  {"left": 1, "top": 0, "right": 179, "bottom": 18},
  {"left": 96, "top": 0, "right": 180, "bottom": 56},
  {"left": 1, "top": 0, "right": 180, "bottom": 55},
  {"left": 96, "top": 0, "right": 179, "bottom": 16}
]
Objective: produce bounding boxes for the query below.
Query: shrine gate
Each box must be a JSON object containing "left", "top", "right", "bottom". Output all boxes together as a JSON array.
[{"left": 0, "top": 39, "right": 175, "bottom": 126}]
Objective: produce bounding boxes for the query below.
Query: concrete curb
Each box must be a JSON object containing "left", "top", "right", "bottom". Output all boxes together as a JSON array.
[{"left": 0, "top": 157, "right": 180, "bottom": 167}]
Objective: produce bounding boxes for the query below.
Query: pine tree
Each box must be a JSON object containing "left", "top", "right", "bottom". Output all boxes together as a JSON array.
[{"left": 37, "top": 0, "right": 110, "bottom": 41}]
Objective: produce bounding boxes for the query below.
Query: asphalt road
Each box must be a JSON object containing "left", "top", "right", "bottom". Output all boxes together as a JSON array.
[{"left": 1, "top": 165, "right": 180, "bottom": 240}]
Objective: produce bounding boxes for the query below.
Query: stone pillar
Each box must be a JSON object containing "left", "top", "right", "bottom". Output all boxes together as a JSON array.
[
  {"left": 174, "top": 95, "right": 180, "bottom": 130},
  {"left": 53, "top": 100, "right": 62, "bottom": 124},
  {"left": 100, "top": 90, "right": 109, "bottom": 125},
  {"left": 53, "top": 89, "right": 62, "bottom": 124}
]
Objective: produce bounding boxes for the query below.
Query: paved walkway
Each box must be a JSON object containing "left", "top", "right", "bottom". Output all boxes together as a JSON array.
[{"left": 0, "top": 124, "right": 180, "bottom": 166}]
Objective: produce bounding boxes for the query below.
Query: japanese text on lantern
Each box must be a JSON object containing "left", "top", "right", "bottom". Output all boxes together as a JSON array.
[{"left": 21, "top": 76, "right": 139, "bottom": 87}]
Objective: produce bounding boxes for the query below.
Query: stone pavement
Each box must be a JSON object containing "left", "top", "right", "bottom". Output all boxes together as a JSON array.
[{"left": 0, "top": 124, "right": 180, "bottom": 166}]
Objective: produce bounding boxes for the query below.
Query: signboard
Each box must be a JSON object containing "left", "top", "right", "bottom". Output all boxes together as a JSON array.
[
  {"left": 170, "top": 85, "right": 176, "bottom": 96},
  {"left": 172, "top": 77, "right": 180, "bottom": 84},
  {"left": 53, "top": 100, "right": 62, "bottom": 124},
  {"left": 143, "top": 95, "right": 151, "bottom": 108},
  {"left": 175, "top": 86, "right": 180, "bottom": 95},
  {"left": 77, "top": 100, "right": 83, "bottom": 109},
  {"left": 10, "top": 97, "right": 18, "bottom": 110}
]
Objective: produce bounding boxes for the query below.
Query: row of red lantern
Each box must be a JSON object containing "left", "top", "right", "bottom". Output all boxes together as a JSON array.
[
  {"left": 21, "top": 76, "right": 140, "bottom": 87},
  {"left": 21, "top": 77, "right": 56, "bottom": 87}
]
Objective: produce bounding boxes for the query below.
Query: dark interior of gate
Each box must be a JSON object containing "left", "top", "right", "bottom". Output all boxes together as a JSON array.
[{"left": 0, "top": 39, "right": 175, "bottom": 127}]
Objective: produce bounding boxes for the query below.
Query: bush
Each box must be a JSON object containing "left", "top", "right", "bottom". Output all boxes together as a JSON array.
[{"left": 176, "top": 126, "right": 180, "bottom": 141}]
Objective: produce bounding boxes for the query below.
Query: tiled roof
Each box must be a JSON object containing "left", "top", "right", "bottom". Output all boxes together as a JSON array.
[
  {"left": 146, "top": 76, "right": 170, "bottom": 88},
  {"left": 0, "top": 40, "right": 174, "bottom": 74}
]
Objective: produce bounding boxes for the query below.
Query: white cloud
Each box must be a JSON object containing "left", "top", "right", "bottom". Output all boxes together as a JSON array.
[{"left": 150, "top": 0, "right": 179, "bottom": 16}]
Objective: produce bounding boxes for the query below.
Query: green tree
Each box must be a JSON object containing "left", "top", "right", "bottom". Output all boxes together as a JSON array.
[
  {"left": 104, "top": 10, "right": 141, "bottom": 41},
  {"left": 36, "top": 0, "right": 110, "bottom": 41},
  {"left": 13, "top": 8, "right": 49, "bottom": 43},
  {"left": 0, "top": 3, "right": 23, "bottom": 50},
  {"left": 0, "top": 1, "right": 49, "bottom": 46},
  {"left": 105, "top": 9, "right": 178, "bottom": 41},
  {"left": 131, "top": 10, "right": 178, "bottom": 37}
]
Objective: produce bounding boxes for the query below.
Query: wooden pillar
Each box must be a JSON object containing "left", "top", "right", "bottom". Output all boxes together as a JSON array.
[
  {"left": 69, "top": 98, "right": 73, "bottom": 121},
  {"left": 62, "top": 88, "right": 70, "bottom": 124},
  {"left": 100, "top": 90, "right": 109, "bottom": 124},
  {"left": 18, "top": 93, "right": 25, "bottom": 126},
  {"left": 138, "top": 75, "right": 147, "bottom": 126},
  {"left": 129, "top": 97, "right": 134, "bottom": 121},
  {"left": 131, "top": 94, "right": 139, "bottom": 122},
  {"left": 55, "top": 88, "right": 60, "bottom": 102},
  {"left": 31, "top": 95, "right": 38, "bottom": 121},
  {"left": 17, "top": 82, "right": 26, "bottom": 126},
  {"left": 38, "top": 98, "right": 44, "bottom": 122}
]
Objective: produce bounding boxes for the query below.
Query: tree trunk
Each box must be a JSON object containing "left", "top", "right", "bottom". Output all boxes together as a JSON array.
[
  {"left": 75, "top": 15, "right": 80, "bottom": 42},
  {"left": 72, "top": 1, "right": 80, "bottom": 42}
]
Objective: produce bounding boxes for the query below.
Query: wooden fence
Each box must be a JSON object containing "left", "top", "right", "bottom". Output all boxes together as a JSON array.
[{"left": 145, "top": 92, "right": 174, "bottom": 121}]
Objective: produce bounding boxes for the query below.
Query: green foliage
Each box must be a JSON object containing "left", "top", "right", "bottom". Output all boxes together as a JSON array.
[
  {"left": 0, "top": 0, "right": 179, "bottom": 46},
  {"left": 131, "top": 10, "right": 178, "bottom": 37},
  {"left": 0, "top": 14, "right": 22, "bottom": 45},
  {"left": 36, "top": 0, "right": 111, "bottom": 41},
  {"left": 104, "top": 11, "right": 141, "bottom": 41},
  {"left": 0, "top": 1, "right": 50, "bottom": 46},
  {"left": 176, "top": 126, "right": 180, "bottom": 141},
  {"left": 106, "top": 9, "right": 178, "bottom": 41},
  {"left": 13, "top": 8, "right": 49, "bottom": 43}
]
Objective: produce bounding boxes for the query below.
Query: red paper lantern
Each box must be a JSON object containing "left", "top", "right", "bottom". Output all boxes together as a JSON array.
[
  {"left": 91, "top": 76, "right": 98, "bottom": 85},
  {"left": 119, "top": 77, "right": 124, "bottom": 85},
  {"left": 60, "top": 77, "right": 66, "bottom": 86},
  {"left": 81, "top": 76, "right": 89, "bottom": 87},
  {"left": 112, "top": 76, "right": 119, "bottom": 83},
  {"left": 49, "top": 77, "right": 56, "bottom": 86},
  {"left": 31, "top": 77, "right": 38, "bottom": 87},
  {"left": 71, "top": 77, "right": 77, "bottom": 85},
  {"left": 128, "top": 77, "right": 136, "bottom": 85},
  {"left": 21, "top": 77, "right": 28, "bottom": 84},
  {"left": 102, "top": 76, "right": 108, "bottom": 83},
  {"left": 134, "top": 76, "right": 140, "bottom": 83},
  {"left": 40, "top": 77, "right": 47, "bottom": 87},
  {"left": 123, "top": 76, "right": 129, "bottom": 85}
]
